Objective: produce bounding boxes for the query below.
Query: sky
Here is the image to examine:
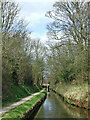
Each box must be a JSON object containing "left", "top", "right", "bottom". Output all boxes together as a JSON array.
[{"left": 15, "top": 0, "right": 57, "bottom": 43}]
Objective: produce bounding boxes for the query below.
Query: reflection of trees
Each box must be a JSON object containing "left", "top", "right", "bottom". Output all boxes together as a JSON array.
[
  {"left": 63, "top": 103, "right": 88, "bottom": 118},
  {"left": 55, "top": 92, "right": 88, "bottom": 118}
]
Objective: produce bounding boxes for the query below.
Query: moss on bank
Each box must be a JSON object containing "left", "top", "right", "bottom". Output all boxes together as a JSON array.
[
  {"left": 2, "top": 85, "right": 41, "bottom": 107},
  {"left": 53, "top": 82, "right": 89, "bottom": 109},
  {"left": 1, "top": 90, "right": 46, "bottom": 119}
]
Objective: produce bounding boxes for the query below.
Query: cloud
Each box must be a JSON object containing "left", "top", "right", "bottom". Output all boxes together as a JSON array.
[
  {"left": 18, "top": 2, "right": 54, "bottom": 30},
  {"left": 23, "top": 13, "right": 45, "bottom": 27},
  {"left": 15, "top": 0, "right": 57, "bottom": 3},
  {"left": 12, "top": 0, "right": 59, "bottom": 43},
  {"left": 31, "top": 32, "right": 48, "bottom": 43},
  {"left": 19, "top": 12, "right": 51, "bottom": 34},
  {"left": 10, "top": 0, "right": 90, "bottom": 3}
]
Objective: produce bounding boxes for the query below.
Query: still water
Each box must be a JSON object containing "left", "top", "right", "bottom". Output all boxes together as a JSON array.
[{"left": 35, "top": 91, "right": 89, "bottom": 118}]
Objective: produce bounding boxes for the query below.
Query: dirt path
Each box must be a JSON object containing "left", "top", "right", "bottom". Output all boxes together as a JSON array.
[{"left": 0, "top": 89, "right": 44, "bottom": 115}]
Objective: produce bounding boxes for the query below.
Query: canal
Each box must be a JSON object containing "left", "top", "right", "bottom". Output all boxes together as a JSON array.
[{"left": 35, "top": 91, "right": 89, "bottom": 119}]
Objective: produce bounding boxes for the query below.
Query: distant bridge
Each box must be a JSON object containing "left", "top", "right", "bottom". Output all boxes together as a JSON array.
[
  {"left": 42, "top": 84, "right": 49, "bottom": 86},
  {"left": 42, "top": 84, "right": 50, "bottom": 92}
]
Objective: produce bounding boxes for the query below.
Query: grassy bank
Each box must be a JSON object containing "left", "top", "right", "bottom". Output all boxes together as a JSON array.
[
  {"left": 2, "top": 84, "right": 41, "bottom": 107},
  {"left": 1, "top": 90, "right": 46, "bottom": 119},
  {"left": 53, "top": 82, "right": 89, "bottom": 109}
]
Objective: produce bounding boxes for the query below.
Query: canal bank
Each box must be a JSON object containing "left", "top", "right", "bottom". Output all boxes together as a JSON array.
[
  {"left": 35, "top": 91, "right": 89, "bottom": 118},
  {"left": 52, "top": 82, "right": 89, "bottom": 110},
  {"left": 21, "top": 91, "right": 47, "bottom": 120},
  {"left": 1, "top": 90, "right": 47, "bottom": 119}
]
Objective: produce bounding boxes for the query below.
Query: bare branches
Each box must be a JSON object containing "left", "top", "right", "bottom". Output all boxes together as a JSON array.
[
  {"left": 46, "top": 1, "right": 88, "bottom": 50},
  {"left": 1, "top": 1, "right": 20, "bottom": 34}
]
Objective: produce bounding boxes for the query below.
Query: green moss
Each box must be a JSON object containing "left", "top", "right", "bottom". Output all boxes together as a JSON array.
[
  {"left": 2, "top": 85, "right": 41, "bottom": 107},
  {"left": 1, "top": 91, "right": 46, "bottom": 119}
]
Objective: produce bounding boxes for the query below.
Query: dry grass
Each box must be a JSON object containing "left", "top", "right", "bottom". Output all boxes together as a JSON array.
[{"left": 55, "top": 82, "right": 88, "bottom": 102}]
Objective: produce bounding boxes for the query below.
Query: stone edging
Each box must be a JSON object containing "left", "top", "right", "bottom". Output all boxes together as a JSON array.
[{"left": 21, "top": 92, "right": 47, "bottom": 120}]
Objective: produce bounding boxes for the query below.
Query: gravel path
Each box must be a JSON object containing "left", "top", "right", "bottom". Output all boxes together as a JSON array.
[{"left": 0, "top": 89, "right": 44, "bottom": 115}]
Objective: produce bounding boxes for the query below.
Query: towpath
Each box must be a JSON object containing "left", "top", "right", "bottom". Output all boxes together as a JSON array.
[{"left": 0, "top": 89, "right": 44, "bottom": 115}]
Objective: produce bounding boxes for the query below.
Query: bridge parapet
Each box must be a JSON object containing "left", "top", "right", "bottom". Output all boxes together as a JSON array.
[{"left": 42, "top": 84, "right": 49, "bottom": 92}]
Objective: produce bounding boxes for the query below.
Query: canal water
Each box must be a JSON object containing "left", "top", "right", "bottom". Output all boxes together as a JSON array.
[{"left": 35, "top": 91, "right": 89, "bottom": 119}]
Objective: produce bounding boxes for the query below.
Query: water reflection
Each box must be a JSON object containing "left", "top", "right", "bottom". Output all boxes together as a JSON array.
[{"left": 35, "top": 91, "right": 89, "bottom": 118}]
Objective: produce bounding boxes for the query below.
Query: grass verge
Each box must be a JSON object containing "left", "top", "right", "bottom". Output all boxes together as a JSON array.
[{"left": 1, "top": 90, "right": 46, "bottom": 119}]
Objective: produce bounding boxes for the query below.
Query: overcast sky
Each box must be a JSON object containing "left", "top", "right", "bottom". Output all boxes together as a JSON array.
[{"left": 15, "top": 0, "right": 57, "bottom": 43}]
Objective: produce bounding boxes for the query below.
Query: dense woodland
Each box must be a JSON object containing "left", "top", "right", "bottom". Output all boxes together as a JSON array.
[
  {"left": 1, "top": 1, "right": 89, "bottom": 103},
  {"left": 1, "top": 1, "right": 46, "bottom": 102}
]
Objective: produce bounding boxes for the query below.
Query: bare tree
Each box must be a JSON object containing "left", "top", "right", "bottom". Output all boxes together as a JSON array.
[{"left": 46, "top": 1, "right": 88, "bottom": 50}]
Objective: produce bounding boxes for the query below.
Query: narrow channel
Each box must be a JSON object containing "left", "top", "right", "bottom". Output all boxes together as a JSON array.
[{"left": 35, "top": 91, "right": 89, "bottom": 118}]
